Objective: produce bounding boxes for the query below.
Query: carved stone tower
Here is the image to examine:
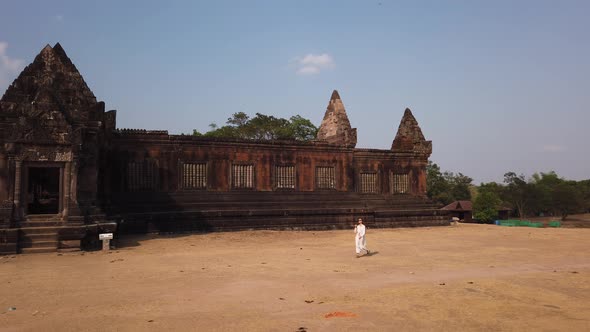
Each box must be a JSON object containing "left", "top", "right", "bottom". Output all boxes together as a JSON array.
[
  {"left": 0, "top": 43, "right": 116, "bottom": 253},
  {"left": 389, "top": 108, "right": 432, "bottom": 197},
  {"left": 391, "top": 108, "right": 432, "bottom": 155},
  {"left": 316, "top": 90, "right": 357, "bottom": 148}
]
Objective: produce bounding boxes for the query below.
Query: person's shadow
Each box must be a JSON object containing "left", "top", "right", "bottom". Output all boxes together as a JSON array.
[{"left": 362, "top": 250, "right": 379, "bottom": 257}]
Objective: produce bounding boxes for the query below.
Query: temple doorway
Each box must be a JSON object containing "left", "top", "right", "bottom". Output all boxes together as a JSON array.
[{"left": 27, "top": 167, "right": 61, "bottom": 215}]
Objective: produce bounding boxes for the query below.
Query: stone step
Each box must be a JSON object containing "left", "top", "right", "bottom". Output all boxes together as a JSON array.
[
  {"left": 25, "top": 214, "right": 60, "bottom": 220},
  {"left": 0, "top": 243, "right": 18, "bottom": 255},
  {"left": 18, "top": 226, "right": 68, "bottom": 235},
  {"left": 57, "top": 247, "right": 81, "bottom": 253},
  {"left": 114, "top": 206, "right": 443, "bottom": 219},
  {"left": 20, "top": 247, "right": 57, "bottom": 254},
  {"left": 20, "top": 233, "right": 58, "bottom": 242},
  {"left": 59, "top": 240, "right": 81, "bottom": 250},
  {"left": 113, "top": 195, "right": 411, "bottom": 205},
  {"left": 111, "top": 201, "right": 439, "bottom": 212},
  {"left": 123, "top": 197, "right": 429, "bottom": 205},
  {"left": 20, "top": 220, "right": 65, "bottom": 227},
  {"left": 19, "top": 240, "right": 59, "bottom": 249},
  {"left": 375, "top": 209, "right": 441, "bottom": 214}
]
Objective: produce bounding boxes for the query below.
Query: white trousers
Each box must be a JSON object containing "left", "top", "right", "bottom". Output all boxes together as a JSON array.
[{"left": 355, "top": 236, "right": 367, "bottom": 254}]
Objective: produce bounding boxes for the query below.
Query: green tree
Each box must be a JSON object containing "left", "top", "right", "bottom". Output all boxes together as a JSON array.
[
  {"left": 473, "top": 190, "right": 502, "bottom": 223},
  {"left": 478, "top": 182, "right": 504, "bottom": 198},
  {"left": 529, "top": 171, "right": 561, "bottom": 216},
  {"left": 289, "top": 115, "right": 319, "bottom": 141},
  {"left": 426, "top": 162, "right": 472, "bottom": 205},
  {"left": 578, "top": 179, "right": 590, "bottom": 212},
  {"left": 192, "top": 112, "right": 318, "bottom": 141},
  {"left": 503, "top": 172, "right": 533, "bottom": 219},
  {"left": 226, "top": 112, "right": 249, "bottom": 127},
  {"left": 449, "top": 173, "right": 472, "bottom": 201},
  {"left": 551, "top": 181, "right": 584, "bottom": 220},
  {"left": 426, "top": 162, "right": 452, "bottom": 205},
  {"left": 526, "top": 171, "right": 586, "bottom": 218},
  {"left": 245, "top": 113, "right": 292, "bottom": 140}
]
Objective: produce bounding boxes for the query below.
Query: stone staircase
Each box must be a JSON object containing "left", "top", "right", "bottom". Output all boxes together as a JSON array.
[
  {"left": 17, "top": 217, "right": 82, "bottom": 254},
  {"left": 18, "top": 227, "right": 59, "bottom": 254}
]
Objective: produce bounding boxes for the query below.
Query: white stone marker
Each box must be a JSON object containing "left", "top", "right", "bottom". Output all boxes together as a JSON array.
[{"left": 99, "top": 233, "right": 113, "bottom": 251}]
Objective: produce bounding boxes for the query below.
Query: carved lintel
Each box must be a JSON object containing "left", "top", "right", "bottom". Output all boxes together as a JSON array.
[
  {"left": 55, "top": 151, "right": 73, "bottom": 162},
  {"left": 18, "top": 147, "right": 73, "bottom": 162}
]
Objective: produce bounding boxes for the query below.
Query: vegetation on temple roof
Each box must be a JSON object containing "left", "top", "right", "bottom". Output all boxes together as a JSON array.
[{"left": 192, "top": 112, "right": 318, "bottom": 141}]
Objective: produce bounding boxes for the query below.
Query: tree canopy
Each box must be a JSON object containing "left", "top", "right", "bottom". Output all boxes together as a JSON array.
[
  {"left": 192, "top": 112, "right": 318, "bottom": 141},
  {"left": 473, "top": 190, "right": 502, "bottom": 223},
  {"left": 427, "top": 162, "right": 588, "bottom": 221},
  {"left": 426, "top": 161, "right": 473, "bottom": 205},
  {"left": 478, "top": 171, "right": 588, "bottom": 220}
]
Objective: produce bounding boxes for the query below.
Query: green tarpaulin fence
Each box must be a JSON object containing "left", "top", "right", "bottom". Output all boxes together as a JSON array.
[{"left": 495, "top": 219, "right": 557, "bottom": 228}]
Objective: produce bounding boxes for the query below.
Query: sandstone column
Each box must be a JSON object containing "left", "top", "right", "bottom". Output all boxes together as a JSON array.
[
  {"left": 13, "top": 160, "right": 22, "bottom": 220},
  {"left": 62, "top": 161, "right": 71, "bottom": 220}
]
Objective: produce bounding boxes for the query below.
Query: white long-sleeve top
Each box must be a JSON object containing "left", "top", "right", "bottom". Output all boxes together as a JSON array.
[{"left": 355, "top": 224, "right": 366, "bottom": 238}]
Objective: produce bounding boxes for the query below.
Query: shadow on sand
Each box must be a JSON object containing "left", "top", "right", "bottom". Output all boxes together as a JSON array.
[{"left": 358, "top": 250, "right": 379, "bottom": 257}]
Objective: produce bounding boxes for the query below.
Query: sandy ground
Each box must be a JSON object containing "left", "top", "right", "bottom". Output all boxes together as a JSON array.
[{"left": 1, "top": 223, "right": 590, "bottom": 332}]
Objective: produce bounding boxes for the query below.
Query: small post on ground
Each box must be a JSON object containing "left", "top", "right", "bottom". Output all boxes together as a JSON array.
[{"left": 99, "top": 233, "right": 113, "bottom": 251}]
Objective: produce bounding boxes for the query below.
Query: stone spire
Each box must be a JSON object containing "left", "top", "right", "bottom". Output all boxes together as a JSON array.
[
  {"left": 0, "top": 43, "right": 97, "bottom": 119},
  {"left": 316, "top": 90, "right": 357, "bottom": 148},
  {"left": 52, "top": 42, "right": 78, "bottom": 72},
  {"left": 391, "top": 108, "right": 432, "bottom": 155}
]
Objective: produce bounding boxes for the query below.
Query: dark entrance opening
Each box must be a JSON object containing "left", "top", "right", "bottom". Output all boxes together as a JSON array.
[{"left": 27, "top": 167, "right": 60, "bottom": 214}]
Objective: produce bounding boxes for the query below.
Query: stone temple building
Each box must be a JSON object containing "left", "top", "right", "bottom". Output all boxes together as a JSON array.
[{"left": 0, "top": 44, "right": 447, "bottom": 254}]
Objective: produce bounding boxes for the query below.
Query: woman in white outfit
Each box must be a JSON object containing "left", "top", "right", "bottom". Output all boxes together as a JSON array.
[{"left": 354, "top": 218, "right": 370, "bottom": 256}]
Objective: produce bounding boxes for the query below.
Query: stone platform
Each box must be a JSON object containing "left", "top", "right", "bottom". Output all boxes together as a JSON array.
[{"left": 109, "top": 191, "right": 448, "bottom": 234}]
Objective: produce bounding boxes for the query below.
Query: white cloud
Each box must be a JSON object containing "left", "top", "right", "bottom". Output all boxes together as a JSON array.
[
  {"left": 297, "top": 66, "right": 320, "bottom": 75},
  {"left": 0, "top": 42, "right": 25, "bottom": 90},
  {"left": 293, "top": 53, "right": 335, "bottom": 75},
  {"left": 541, "top": 144, "right": 566, "bottom": 152},
  {"left": 0, "top": 42, "right": 23, "bottom": 72}
]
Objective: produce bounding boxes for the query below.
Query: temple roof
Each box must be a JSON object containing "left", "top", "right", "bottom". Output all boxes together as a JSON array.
[
  {"left": 0, "top": 43, "right": 97, "bottom": 118},
  {"left": 391, "top": 108, "right": 432, "bottom": 155},
  {"left": 442, "top": 200, "right": 473, "bottom": 211},
  {"left": 316, "top": 90, "right": 357, "bottom": 148},
  {"left": 330, "top": 89, "right": 341, "bottom": 100},
  {"left": 394, "top": 108, "right": 425, "bottom": 141}
]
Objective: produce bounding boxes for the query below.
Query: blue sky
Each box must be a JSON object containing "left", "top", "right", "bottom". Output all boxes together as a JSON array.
[{"left": 1, "top": 0, "right": 588, "bottom": 184}]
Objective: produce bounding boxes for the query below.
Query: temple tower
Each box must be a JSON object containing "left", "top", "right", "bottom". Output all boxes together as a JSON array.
[
  {"left": 391, "top": 108, "right": 432, "bottom": 155},
  {"left": 0, "top": 43, "right": 116, "bottom": 253},
  {"left": 316, "top": 90, "right": 357, "bottom": 148},
  {"left": 389, "top": 108, "right": 432, "bottom": 197}
]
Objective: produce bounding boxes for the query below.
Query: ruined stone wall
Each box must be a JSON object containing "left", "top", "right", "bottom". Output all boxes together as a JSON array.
[
  {"left": 108, "top": 134, "right": 356, "bottom": 194},
  {"left": 106, "top": 133, "right": 429, "bottom": 197},
  {"left": 352, "top": 149, "right": 428, "bottom": 196}
]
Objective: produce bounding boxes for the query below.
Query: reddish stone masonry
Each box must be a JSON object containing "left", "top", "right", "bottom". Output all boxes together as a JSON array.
[{"left": 0, "top": 44, "right": 447, "bottom": 254}]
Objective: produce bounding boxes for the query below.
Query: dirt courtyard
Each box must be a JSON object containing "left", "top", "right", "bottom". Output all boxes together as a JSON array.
[{"left": 1, "top": 224, "right": 590, "bottom": 331}]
